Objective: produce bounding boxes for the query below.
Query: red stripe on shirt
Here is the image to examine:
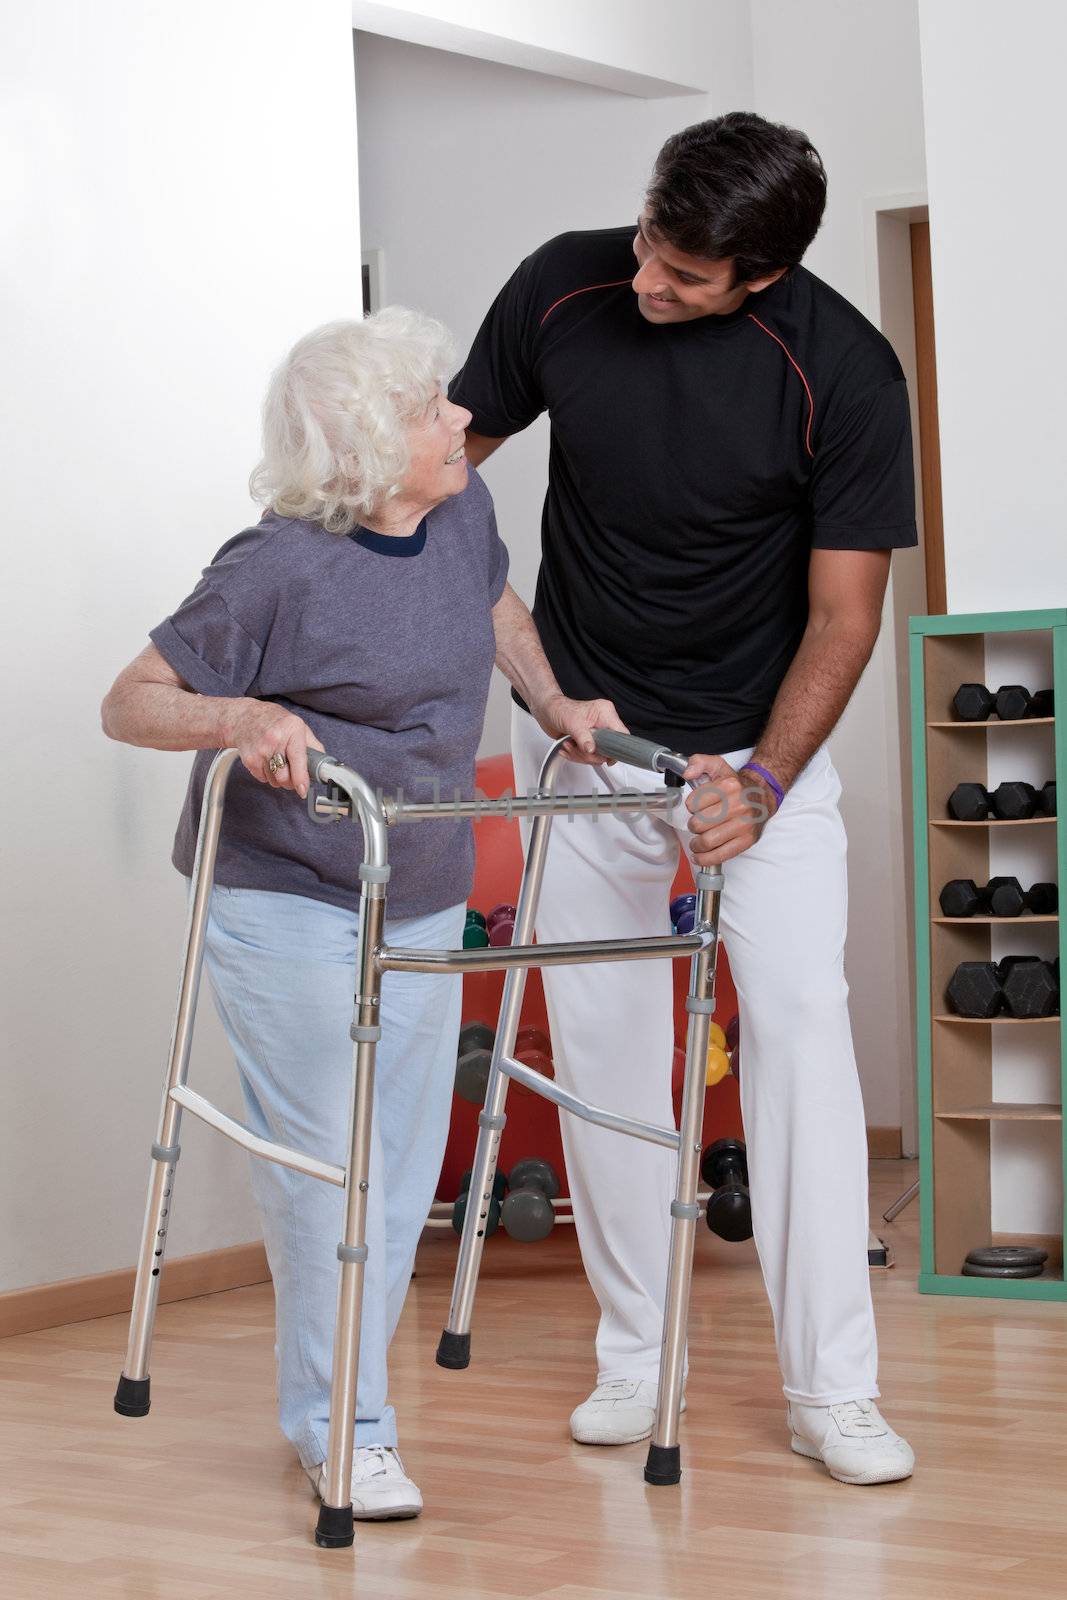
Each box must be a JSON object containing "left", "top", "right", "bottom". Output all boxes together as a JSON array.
[
  {"left": 746, "top": 314, "right": 816, "bottom": 457},
  {"left": 539, "top": 279, "right": 632, "bottom": 327}
]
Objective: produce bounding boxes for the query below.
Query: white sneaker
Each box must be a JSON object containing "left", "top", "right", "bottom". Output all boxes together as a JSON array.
[
  {"left": 305, "top": 1446, "right": 422, "bottom": 1520},
  {"left": 569, "top": 1378, "right": 686, "bottom": 1445},
  {"left": 788, "top": 1399, "right": 914, "bottom": 1485}
]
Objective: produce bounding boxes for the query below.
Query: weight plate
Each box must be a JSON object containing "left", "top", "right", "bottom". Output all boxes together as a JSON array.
[
  {"left": 964, "top": 1245, "right": 1048, "bottom": 1269},
  {"left": 961, "top": 1261, "right": 1046, "bottom": 1279}
]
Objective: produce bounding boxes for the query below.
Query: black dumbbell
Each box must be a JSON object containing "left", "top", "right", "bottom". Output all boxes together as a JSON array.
[
  {"left": 948, "top": 783, "right": 991, "bottom": 821},
  {"left": 1038, "top": 780, "right": 1057, "bottom": 816},
  {"left": 701, "top": 1139, "right": 753, "bottom": 1242},
  {"left": 946, "top": 961, "right": 1004, "bottom": 1017},
  {"left": 988, "top": 879, "right": 1058, "bottom": 917},
  {"left": 952, "top": 956, "right": 1062, "bottom": 1018},
  {"left": 947, "top": 781, "right": 1041, "bottom": 821},
  {"left": 999, "top": 956, "right": 1059, "bottom": 1017},
  {"left": 992, "top": 781, "right": 1039, "bottom": 820},
  {"left": 455, "top": 1021, "right": 495, "bottom": 1105},
  {"left": 500, "top": 1157, "right": 560, "bottom": 1241},
  {"left": 951, "top": 683, "right": 1055, "bottom": 722},
  {"left": 939, "top": 879, "right": 994, "bottom": 917},
  {"left": 994, "top": 685, "right": 1055, "bottom": 721},
  {"left": 953, "top": 683, "right": 996, "bottom": 721},
  {"left": 452, "top": 1167, "right": 508, "bottom": 1238},
  {"left": 458, "top": 1021, "right": 494, "bottom": 1054},
  {"left": 940, "top": 877, "right": 1059, "bottom": 917}
]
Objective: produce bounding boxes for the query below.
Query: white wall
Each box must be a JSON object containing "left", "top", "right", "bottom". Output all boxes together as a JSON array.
[
  {"left": 351, "top": 0, "right": 718, "bottom": 95},
  {"left": 356, "top": 4, "right": 925, "bottom": 1133},
  {"left": 918, "top": 0, "right": 1067, "bottom": 614},
  {"left": 0, "top": 0, "right": 361, "bottom": 1293},
  {"left": 355, "top": 25, "right": 750, "bottom": 754},
  {"left": 919, "top": 0, "right": 1067, "bottom": 1233},
  {"left": 1, "top": 0, "right": 935, "bottom": 1298}
]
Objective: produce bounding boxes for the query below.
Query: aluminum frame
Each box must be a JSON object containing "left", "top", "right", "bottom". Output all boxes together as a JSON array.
[{"left": 114, "top": 732, "right": 722, "bottom": 1550}]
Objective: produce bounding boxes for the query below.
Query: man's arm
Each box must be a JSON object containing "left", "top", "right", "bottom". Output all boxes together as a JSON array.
[
  {"left": 464, "top": 433, "right": 507, "bottom": 468},
  {"left": 491, "top": 582, "right": 627, "bottom": 763},
  {"left": 685, "top": 548, "right": 891, "bottom": 864},
  {"left": 744, "top": 547, "right": 890, "bottom": 793}
]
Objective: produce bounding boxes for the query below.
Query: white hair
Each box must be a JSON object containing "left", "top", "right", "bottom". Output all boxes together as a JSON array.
[{"left": 249, "top": 306, "right": 456, "bottom": 534}]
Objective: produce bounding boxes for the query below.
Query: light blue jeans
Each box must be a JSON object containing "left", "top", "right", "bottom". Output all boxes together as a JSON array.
[{"left": 202, "top": 885, "right": 465, "bottom": 1468}]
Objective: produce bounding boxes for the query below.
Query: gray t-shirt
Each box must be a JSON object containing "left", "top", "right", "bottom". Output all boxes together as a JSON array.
[{"left": 151, "top": 469, "right": 509, "bottom": 919}]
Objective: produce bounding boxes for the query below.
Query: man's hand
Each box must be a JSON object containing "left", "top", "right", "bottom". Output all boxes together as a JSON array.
[
  {"left": 684, "top": 754, "right": 777, "bottom": 866},
  {"left": 529, "top": 691, "right": 629, "bottom": 766},
  {"left": 228, "top": 700, "right": 324, "bottom": 798}
]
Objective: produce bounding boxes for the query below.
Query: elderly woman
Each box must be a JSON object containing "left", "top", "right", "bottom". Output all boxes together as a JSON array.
[{"left": 102, "top": 307, "right": 623, "bottom": 1521}]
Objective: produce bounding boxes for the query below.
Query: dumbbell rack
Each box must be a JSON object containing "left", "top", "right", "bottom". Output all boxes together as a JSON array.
[{"left": 911, "top": 608, "right": 1067, "bottom": 1299}]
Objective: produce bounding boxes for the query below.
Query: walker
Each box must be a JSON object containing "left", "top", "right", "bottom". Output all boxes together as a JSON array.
[{"left": 114, "top": 730, "right": 724, "bottom": 1548}]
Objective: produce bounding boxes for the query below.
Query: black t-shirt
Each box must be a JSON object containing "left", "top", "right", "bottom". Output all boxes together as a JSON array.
[{"left": 449, "top": 226, "right": 918, "bottom": 752}]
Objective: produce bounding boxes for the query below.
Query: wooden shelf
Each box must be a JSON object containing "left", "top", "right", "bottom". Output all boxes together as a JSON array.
[
  {"left": 927, "top": 718, "right": 1055, "bottom": 728},
  {"left": 912, "top": 613, "right": 1066, "bottom": 1299},
  {"left": 936, "top": 1104, "right": 1062, "bottom": 1122},
  {"left": 931, "top": 817, "right": 1056, "bottom": 828},
  {"left": 933, "top": 1014, "right": 1060, "bottom": 1024},
  {"left": 933, "top": 915, "right": 1058, "bottom": 924}
]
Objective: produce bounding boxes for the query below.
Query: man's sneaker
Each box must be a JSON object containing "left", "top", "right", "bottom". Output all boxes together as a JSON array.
[
  {"left": 788, "top": 1399, "right": 914, "bottom": 1485},
  {"left": 569, "top": 1378, "right": 685, "bottom": 1445},
  {"left": 305, "top": 1446, "right": 422, "bottom": 1519}
]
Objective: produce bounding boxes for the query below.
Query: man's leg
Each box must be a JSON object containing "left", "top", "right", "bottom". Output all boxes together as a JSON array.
[
  {"left": 675, "top": 745, "right": 913, "bottom": 1482},
  {"left": 512, "top": 705, "right": 683, "bottom": 1439}
]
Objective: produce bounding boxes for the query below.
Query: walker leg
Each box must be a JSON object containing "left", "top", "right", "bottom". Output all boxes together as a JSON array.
[
  {"left": 115, "top": 749, "right": 238, "bottom": 1417},
  {"left": 436, "top": 791, "right": 557, "bottom": 1369},
  {"left": 315, "top": 883, "right": 386, "bottom": 1549},
  {"left": 645, "top": 864, "right": 722, "bottom": 1486}
]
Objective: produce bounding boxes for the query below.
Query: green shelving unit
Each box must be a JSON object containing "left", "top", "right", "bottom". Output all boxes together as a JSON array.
[{"left": 910, "top": 608, "right": 1067, "bottom": 1299}]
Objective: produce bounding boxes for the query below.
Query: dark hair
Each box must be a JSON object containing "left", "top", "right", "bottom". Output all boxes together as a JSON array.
[{"left": 646, "top": 112, "right": 827, "bottom": 283}]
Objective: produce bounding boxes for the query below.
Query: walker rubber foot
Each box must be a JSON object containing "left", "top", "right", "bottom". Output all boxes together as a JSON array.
[
  {"left": 644, "top": 1442, "right": 681, "bottom": 1486},
  {"left": 315, "top": 1501, "right": 354, "bottom": 1548},
  {"left": 114, "top": 1375, "right": 151, "bottom": 1417},
  {"left": 436, "top": 1329, "right": 471, "bottom": 1369}
]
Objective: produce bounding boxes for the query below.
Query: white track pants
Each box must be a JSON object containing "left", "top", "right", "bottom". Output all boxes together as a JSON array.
[{"left": 512, "top": 704, "right": 879, "bottom": 1406}]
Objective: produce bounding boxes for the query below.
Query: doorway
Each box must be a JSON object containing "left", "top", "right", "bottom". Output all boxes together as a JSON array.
[{"left": 910, "top": 220, "right": 946, "bottom": 614}]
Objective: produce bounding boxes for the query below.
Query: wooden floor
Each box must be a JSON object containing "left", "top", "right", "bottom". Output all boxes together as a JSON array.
[{"left": 3, "top": 1159, "right": 1067, "bottom": 1599}]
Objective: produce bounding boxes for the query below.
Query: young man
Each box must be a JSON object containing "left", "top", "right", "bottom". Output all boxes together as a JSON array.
[{"left": 450, "top": 113, "right": 917, "bottom": 1486}]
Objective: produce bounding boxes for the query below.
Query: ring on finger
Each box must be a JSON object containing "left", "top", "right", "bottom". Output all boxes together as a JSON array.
[{"left": 268, "top": 751, "right": 287, "bottom": 775}]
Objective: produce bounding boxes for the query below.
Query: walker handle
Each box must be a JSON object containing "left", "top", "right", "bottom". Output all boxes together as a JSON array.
[
  {"left": 305, "top": 747, "right": 335, "bottom": 784},
  {"left": 593, "top": 729, "right": 683, "bottom": 774}
]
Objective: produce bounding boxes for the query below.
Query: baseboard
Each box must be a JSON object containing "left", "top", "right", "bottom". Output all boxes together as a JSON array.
[
  {"left": 3, "top": 1130, "right": 907, "bottom": 1339},
  {"left": 867, "top": 1126, "right": 903, "bottom": 1159},
  {"left": 0, "top": 1240, "right": 271, "bottom": 1340}
]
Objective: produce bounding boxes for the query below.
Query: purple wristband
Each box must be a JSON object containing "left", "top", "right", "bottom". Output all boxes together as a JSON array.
[{"left": 741, "top": 761, "right": 784, "bottom": 813}]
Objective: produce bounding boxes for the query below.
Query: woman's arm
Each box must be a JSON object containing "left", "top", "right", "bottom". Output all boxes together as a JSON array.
[
  {"left": 491, "top": 583, "right": 627, "bottom": 763},
  {"left": 101, "top": 644, "right": 322, "bottom": 797}
]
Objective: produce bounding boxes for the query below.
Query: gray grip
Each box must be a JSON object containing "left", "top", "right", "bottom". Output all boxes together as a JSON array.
[
  {"left": 305, "top": 748, "right": 334, "bottom": 783},
  {"left": 592, "top": 730, "right": 670, "bottom": 771}
]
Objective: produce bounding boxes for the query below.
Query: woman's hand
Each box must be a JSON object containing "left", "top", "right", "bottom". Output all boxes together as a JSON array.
[
  {"left": 684, "top": 754, "right": 777, "bottom": 866},
  {"left": 530, "top": 691, "right": 629, "bottom": 766},
  {"left": 228, "top": 700, "right": 324, "bottom": 798}
]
